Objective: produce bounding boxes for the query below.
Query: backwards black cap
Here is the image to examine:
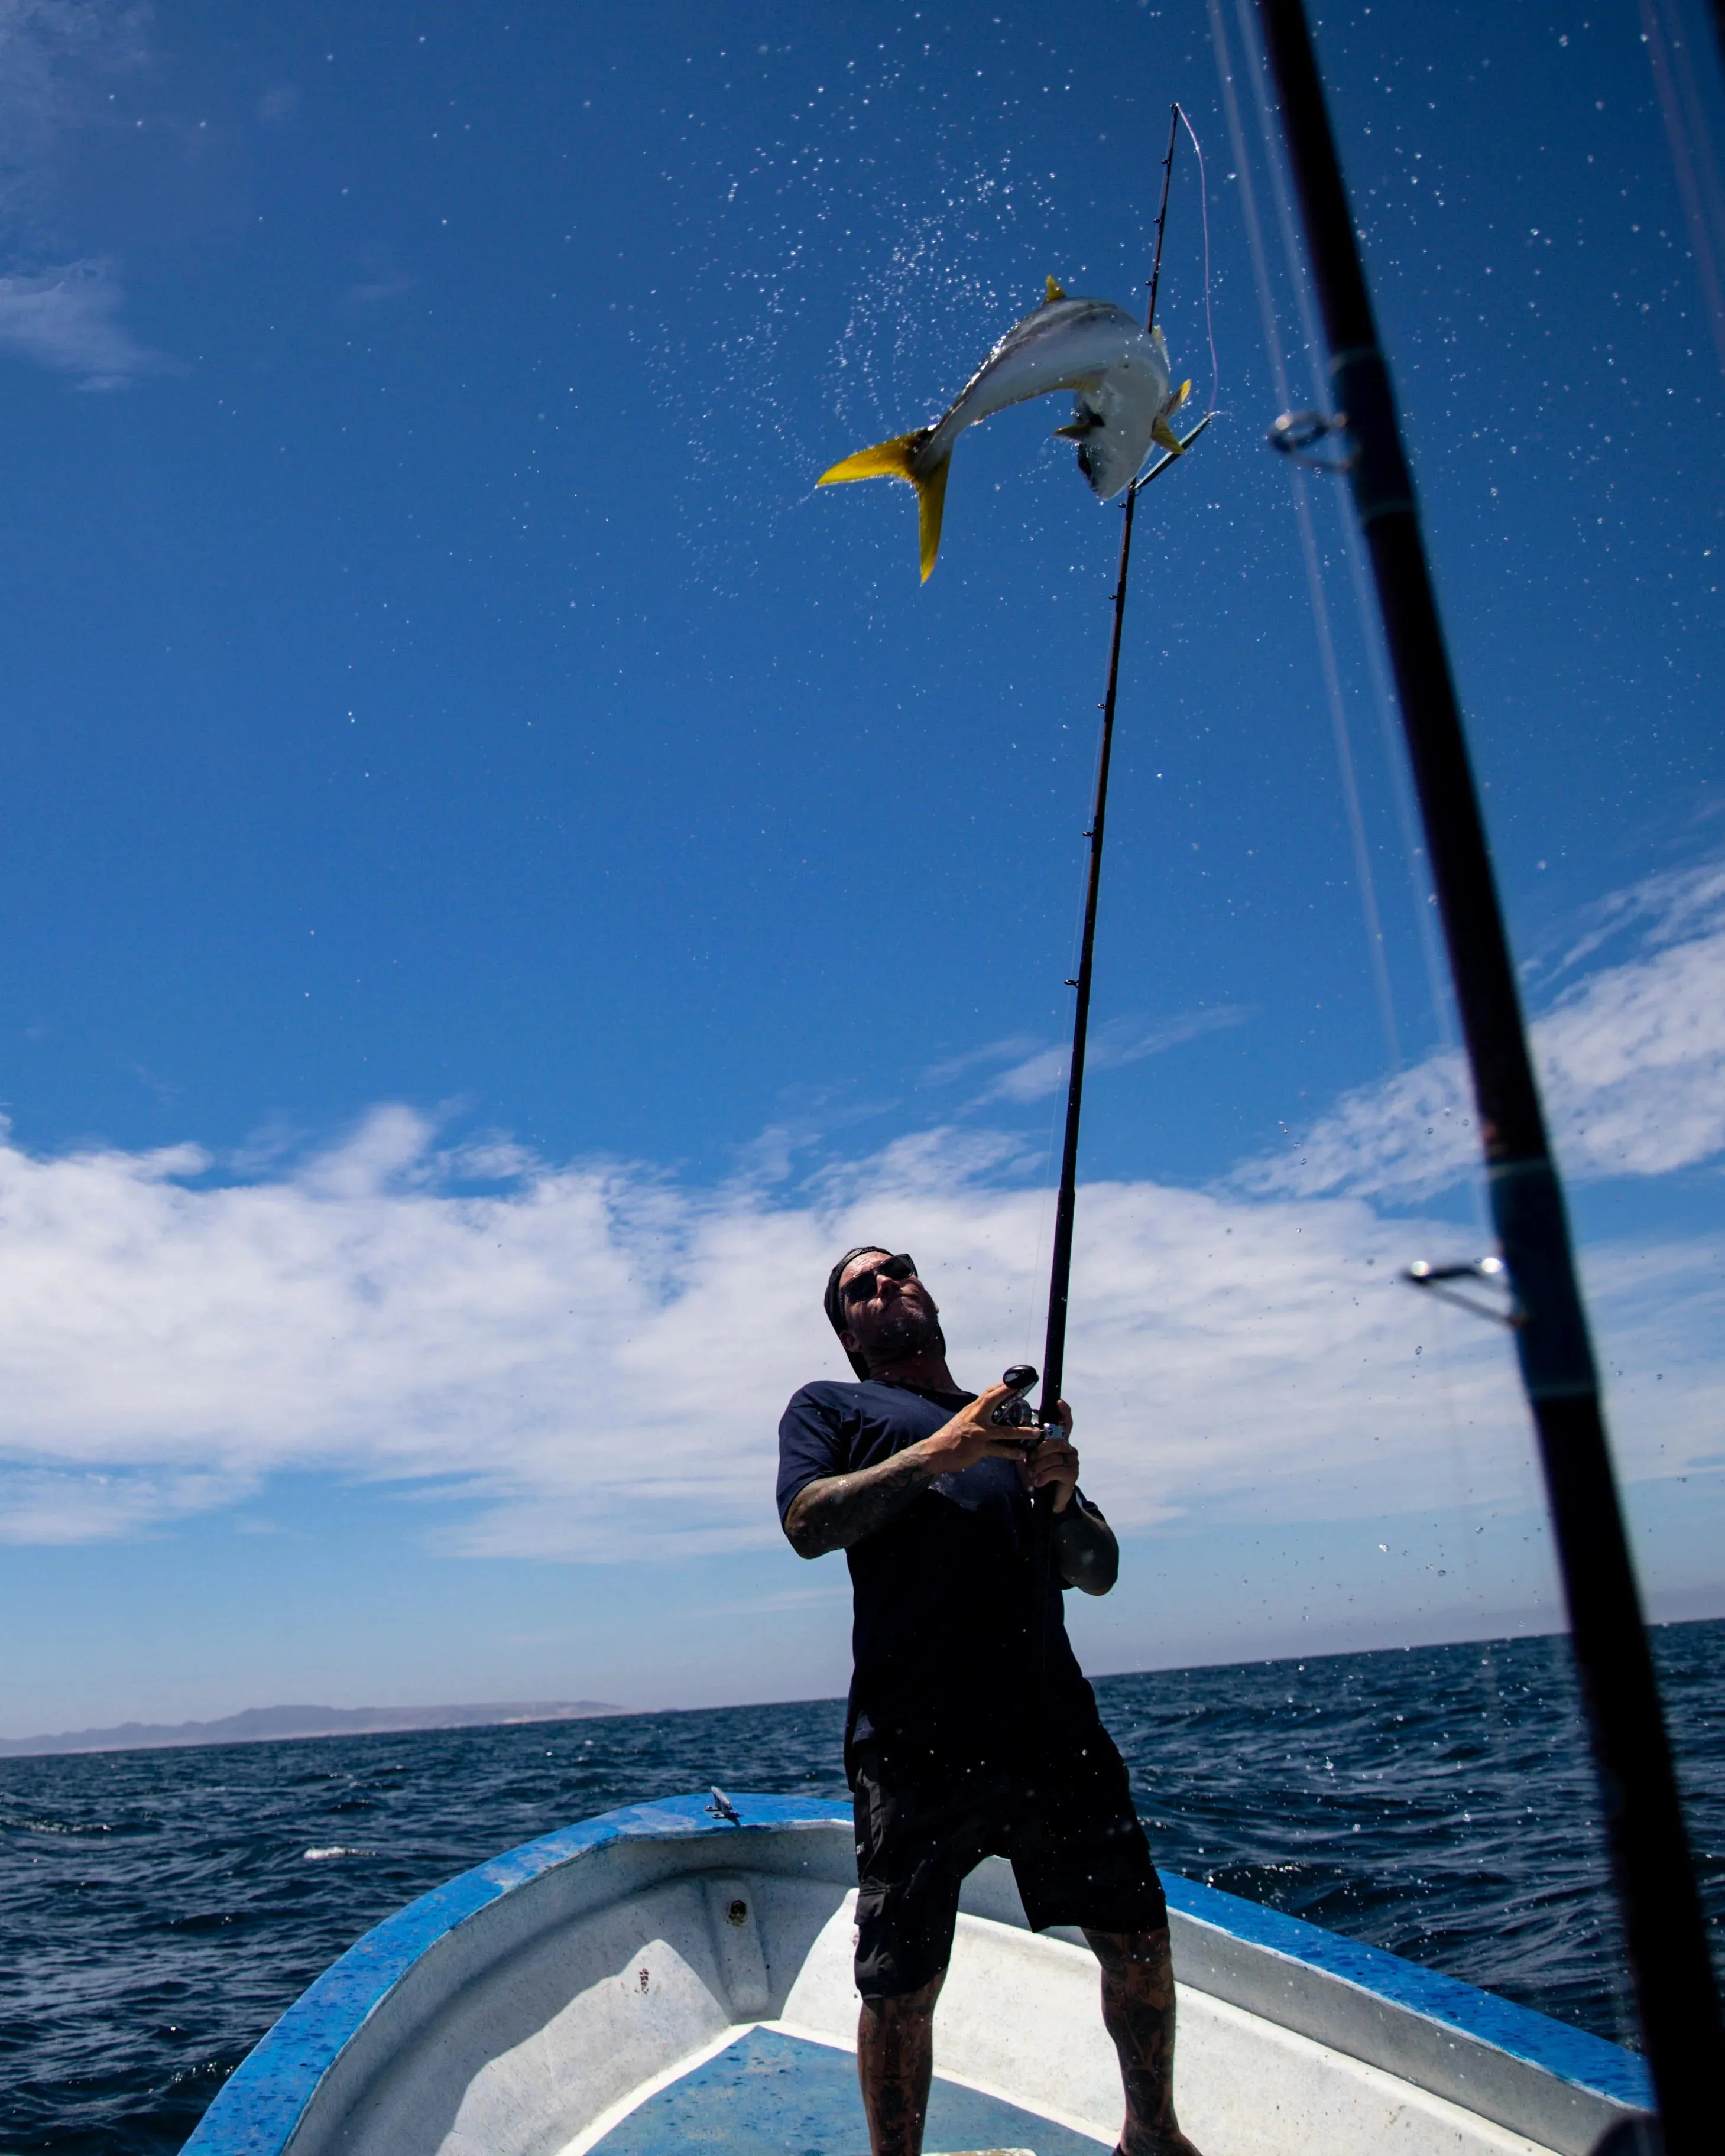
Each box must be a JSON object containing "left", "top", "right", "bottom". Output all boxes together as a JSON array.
[{"left": 823, "top": 1245, "right": 890, "bottom": 1381}]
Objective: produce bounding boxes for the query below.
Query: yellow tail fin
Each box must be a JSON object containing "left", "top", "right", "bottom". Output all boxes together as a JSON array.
[
  {"left": 819, "top": 432, "right": 923, "bottom": 485},
  {"left": 818, "top": 428, "right": 952, "bottom": 582},
  {"left": 914, "top": 453, "right": 950, "bottom": 582}
]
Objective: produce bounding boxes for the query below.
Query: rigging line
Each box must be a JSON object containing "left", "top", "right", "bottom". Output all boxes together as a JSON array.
[
  {"left": 1642, "top": 0, "right": 1725, "bottom": 382},
  {"left": 1207, "top": 0, "right": 1402, "bottom": 1069}
]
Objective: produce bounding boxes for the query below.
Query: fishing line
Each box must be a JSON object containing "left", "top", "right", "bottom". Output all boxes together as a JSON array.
[
  {"left": 1206, "top": 0, "right": 1402, "bottom": 1070},
  {"left": 1225, "top": 0, "right": 1493, "bottom": 1544},
  {"left": 1230, "top": 19, "right": 1537, "bottom": 1967},
  {"left": 1174, "top": 103, "right": 1223, "bottom": 423},
  {"left": 1233, "top": 0, "right": 1487, "bottom": 1086},
  {"left": 1225, "top": 0, "right": 1537, "bottom": 1951},
  {"left": 1228, "top": 0, "right": 1487, "bottom": 1228}
]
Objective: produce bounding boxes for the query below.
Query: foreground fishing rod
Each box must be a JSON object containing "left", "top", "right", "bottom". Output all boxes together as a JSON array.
[{"left": 1252, "top": 3, "right": 1724, "bottom": 2147}]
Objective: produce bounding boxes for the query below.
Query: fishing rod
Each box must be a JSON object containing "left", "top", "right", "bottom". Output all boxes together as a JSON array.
[
  {"left": 1252, "top": 3, "right": 1724, "bottom": 2147},
  {"left": 1037, "top": 105, "right": 1182, "bottom": 1424}
]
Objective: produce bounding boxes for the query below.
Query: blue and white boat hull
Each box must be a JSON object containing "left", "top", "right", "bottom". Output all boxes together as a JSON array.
[{"left": 182, "top": 1793, "right": 1649, "bottom": 2156}]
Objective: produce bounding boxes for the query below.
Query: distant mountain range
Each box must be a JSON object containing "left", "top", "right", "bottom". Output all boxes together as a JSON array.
[{"left": 0, "top": 1699, "right": 624, "bottom": 1759}]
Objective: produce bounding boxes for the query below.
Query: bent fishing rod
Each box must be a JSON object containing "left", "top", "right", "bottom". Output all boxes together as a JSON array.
[
  {"left": 1037, "top": 103, "right": 1193, "bottom": 1425},
  {"left": 1253, "top": 1, "right": 1723, "bottom": 2145},
  {"left": 1002, "top": 107, "right": 1213, "bottom": 1688}
]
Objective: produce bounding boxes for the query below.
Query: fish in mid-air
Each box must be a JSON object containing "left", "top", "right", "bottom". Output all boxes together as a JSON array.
[{"left": 819, "top": 278, "right": 1192, "bottom": 580}]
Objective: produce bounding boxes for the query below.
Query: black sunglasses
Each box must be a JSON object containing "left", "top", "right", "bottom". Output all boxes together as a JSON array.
[{"left": 841, "top": 1253, "right": 919, "bottom": 1304}]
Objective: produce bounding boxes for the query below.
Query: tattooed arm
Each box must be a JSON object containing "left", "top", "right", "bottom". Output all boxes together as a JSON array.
[
  {"left": 1052, "top": 1498, "right": 1120, "bottom": 1594},
  {"left": 1020, "top": 1408, "right": 1119, "bottom": 1595},
  {"left": 784, "top": 1446, "right": 942, "bottom": 1558},
  {"left": 783, "top": 1383, "right": 1027, "bottom": 1559}
]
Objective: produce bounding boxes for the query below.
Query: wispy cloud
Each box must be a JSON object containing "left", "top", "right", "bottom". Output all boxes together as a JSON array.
[
  {"left": 942, "top": 1006, "right": 1252, "bottom": 1108},
  {"left": 346, "top": 270, "right": 419, "bottom": 306},
  {"left": 1239, "top": 859, "right": 1725, "bottom": 1201},
  {"left": 0, "top": 258, "right": 163, "bottom": 387},
  {"left": 0, "top": 1466, "right": 252, "bottom": 1544},
  {"left": 0, "top": 5, "right": 167, "bottom": 386},
  {"left": 0, "top": 2, "right": 151, "bottom": 202}
]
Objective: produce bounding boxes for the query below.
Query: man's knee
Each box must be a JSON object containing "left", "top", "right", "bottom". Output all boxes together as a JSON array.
[
  {"left": 860, "top": 1967, "right": 946, "bottom": 2026},
  {"left": 1085, "top": 1925, "right": 1169, "bottom": 1955}
]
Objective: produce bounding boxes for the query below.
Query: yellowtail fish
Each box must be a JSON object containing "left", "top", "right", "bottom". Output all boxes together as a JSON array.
[{"left": 819, "top": 278, "right": 1191, "bottom": 580}]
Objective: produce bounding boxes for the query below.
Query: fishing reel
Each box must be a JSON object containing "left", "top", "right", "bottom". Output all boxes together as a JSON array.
[{"left": 989, "top": 1364, "right": 1055, "bottom": 1449}]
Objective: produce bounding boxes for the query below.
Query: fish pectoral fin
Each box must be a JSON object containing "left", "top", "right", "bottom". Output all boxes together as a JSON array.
[
  {"left": 1150, "top": 417, "right": 1186, "bottom": 454},
  {"left": 818, "top": 430, "right": 928, "bottom": 486},
  {"left": 1170, "top": 378, "right": 1192, "bottom": 413},
  {"left": 917, "top": 453, "right": 952, "bottom": 582},
  {"left": 1045, "top": 275, "right": 1067, "bottom": 304}
]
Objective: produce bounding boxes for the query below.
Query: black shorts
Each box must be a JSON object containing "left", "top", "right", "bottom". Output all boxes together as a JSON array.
[{"left": 849, "top": 1733, "right": 1167, "bottom": 1998}]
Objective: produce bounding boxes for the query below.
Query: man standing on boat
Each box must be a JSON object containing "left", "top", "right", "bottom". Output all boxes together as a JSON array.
[{"left": 777, "top": 1246, "right": 1202, "bottom": 2156}]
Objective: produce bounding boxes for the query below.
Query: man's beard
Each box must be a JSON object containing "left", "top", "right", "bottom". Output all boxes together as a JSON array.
[{"left": 867, "top": 1301, "right": 944, "bottom": 1367}]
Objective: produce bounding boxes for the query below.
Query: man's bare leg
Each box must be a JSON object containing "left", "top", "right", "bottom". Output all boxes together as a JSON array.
[
  {"left": 1084, "top": 1928, "right": 1204, "bottom": 2156},
  {"left": 857, "top": 1968, "right": 945, "bottom": 2156}
]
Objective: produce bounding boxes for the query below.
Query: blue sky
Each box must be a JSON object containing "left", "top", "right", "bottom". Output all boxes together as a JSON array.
[{"left": 1, "top": 0, "right": 1721, "bottom": 1734}]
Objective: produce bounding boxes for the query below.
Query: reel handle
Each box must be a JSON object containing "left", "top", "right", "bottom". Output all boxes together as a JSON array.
[{"left": 990, "top": 1365, "right": 1048, "bottom": 1440}]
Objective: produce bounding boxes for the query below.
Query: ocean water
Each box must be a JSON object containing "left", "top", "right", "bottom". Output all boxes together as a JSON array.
[{"left": 2, "top": 1623, "right": 1720, "bottom": 2155}]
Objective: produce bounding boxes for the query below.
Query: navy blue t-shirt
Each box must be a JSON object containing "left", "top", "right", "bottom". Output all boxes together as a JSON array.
[{"left": 776, "top": 1377, "right": 1108, "bottom": 1774}]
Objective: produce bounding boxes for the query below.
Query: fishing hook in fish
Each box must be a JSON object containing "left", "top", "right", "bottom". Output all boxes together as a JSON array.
[{"left": 1134, "top": 409, "right": 1217, "bottom": 491}]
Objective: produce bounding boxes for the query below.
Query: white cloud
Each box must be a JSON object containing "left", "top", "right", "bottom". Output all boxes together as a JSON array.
[
  {"left": 1240, "top": 860, "right": 1725, "bottom": 1201},
  {"left": 0, "top": 1102, "right": 1716, "bottom": 1558},
  {"left": 1, "top": 852, "right": 1718, "bottom": 1556},
  {"left": 0, "top": 258, "right": 162, "bottom": 386}
]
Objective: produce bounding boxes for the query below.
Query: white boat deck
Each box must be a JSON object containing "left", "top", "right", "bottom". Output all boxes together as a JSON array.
[{"left": 180, "top": 1794, "right": 1651, "bottom": 2156}]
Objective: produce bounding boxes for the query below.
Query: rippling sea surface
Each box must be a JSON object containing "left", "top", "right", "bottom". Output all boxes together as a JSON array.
[{"left": 4, "top": 1622, "right": 1721, "bottom": 2154}]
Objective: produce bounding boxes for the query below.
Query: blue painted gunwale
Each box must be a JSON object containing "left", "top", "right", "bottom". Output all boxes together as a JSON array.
[
  {"left": 1159, "top": 1872, "right": 1651, "bottom": 2112},
  {"left": 181, "top": 1790, "right": 1649, "bottom": 2155}
]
